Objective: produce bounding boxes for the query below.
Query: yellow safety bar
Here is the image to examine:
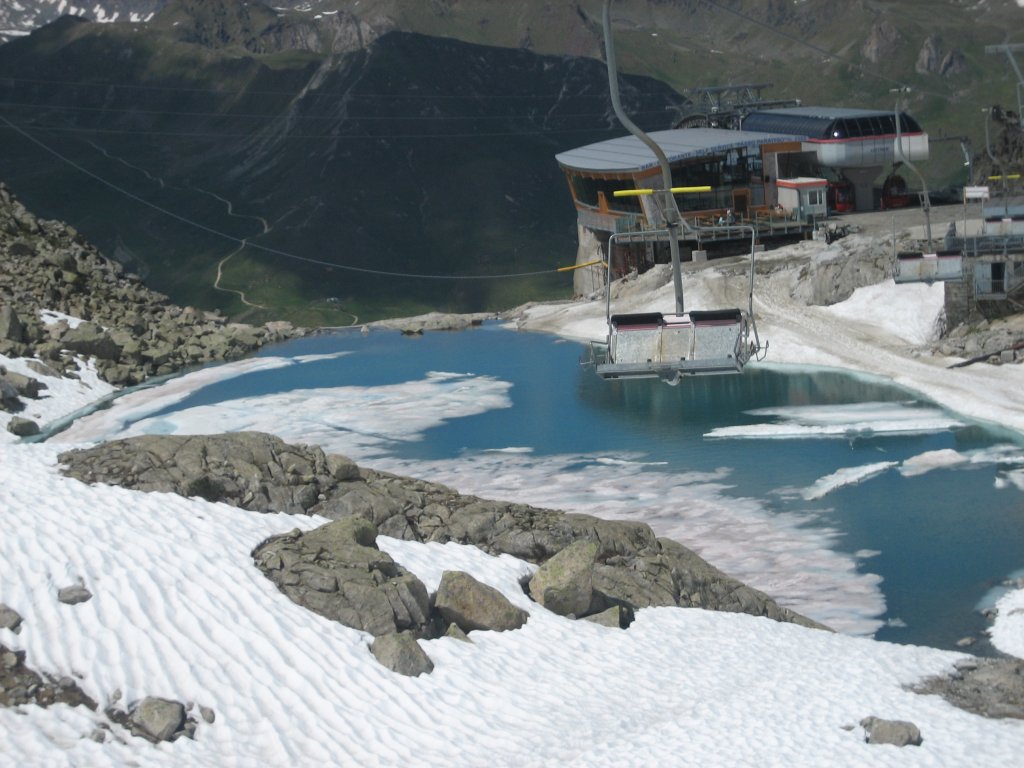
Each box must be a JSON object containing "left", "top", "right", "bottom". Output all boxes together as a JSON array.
[
  {"left": 557, "top": 259, "right": 607, "bottom": 273},
  {"left": 613, "top": 186, "right": 712, "bottom": 197},
  {"left": 988, "top": 174, "right": 1022, "bottom": 180}
]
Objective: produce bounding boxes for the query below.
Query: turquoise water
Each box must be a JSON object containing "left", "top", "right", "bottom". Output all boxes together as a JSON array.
[{"left": 107, "top": 323, "right": 1024, "bottom": 652}]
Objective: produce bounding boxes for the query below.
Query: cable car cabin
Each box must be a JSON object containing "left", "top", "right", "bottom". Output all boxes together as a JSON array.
[
  {"left": 881, "top": 173, "right": 913, "bottom": 211},
  {"left": 828, "top": 179, "right": 855, "bottom": 213},
  {"left": 894, "top": 250, "right": 963, "bottom": 284},
  {"left": 590, "top": 309, "right": 752, "bottom": 380}
]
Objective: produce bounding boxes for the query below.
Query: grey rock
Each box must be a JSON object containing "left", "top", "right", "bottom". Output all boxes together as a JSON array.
[
  {"left": 3, "top": 371, "right": 46, "bottom": 398},
  {"left": 0, "top": 604, "right": 23, "bottom": 633},
  {"left": 0, "top": 306, "right": 25, "bottom": 342},
  {"left": 860, "top": 716, "right": 923, "bottom": 747},
  {"left": 129, "top": 697, "right": 186, "bottom": 742},
  {"left": 198, "top": 704, "right": 216, "bottom": 724},
  {"left": 57, "top": 585, "right": 92, "bottom": 605},
  {"left": 0, "top": 377, "right": 19, "bottom": 411},
  {"left": 434, "top": 570, "right": 528, "bottom": 633},
  {"left": 60, "top": 322, "right": 122, "bottom": 360},
  {"left": 528, "top": 539, "right": 598, "bottom": 617},
  {"left": 6, "top": 416, "right": 40, "bottom": 437},
  {"left": 369, "top": 632, "right": 434, "bottom": 677}
]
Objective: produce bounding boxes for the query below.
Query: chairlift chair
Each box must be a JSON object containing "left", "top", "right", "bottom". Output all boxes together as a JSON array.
[{"left": 587, "top": 224, "right": 763, "bottom": 383}]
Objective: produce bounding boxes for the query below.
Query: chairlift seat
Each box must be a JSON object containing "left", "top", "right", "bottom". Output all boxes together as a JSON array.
[
  {"left": 595, "top": 308, "right": 749, "bottom": 379},
  {"left": 895, "top": 250, "right": 963, "bottom": 283}
]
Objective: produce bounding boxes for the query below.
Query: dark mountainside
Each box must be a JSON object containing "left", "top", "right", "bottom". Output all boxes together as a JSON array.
[
  {"left": 0, "top": 8, "right": 685, "bottom": 325},
  {"left": 0, "top": 0, "right": 1022, "bottom": 323}
]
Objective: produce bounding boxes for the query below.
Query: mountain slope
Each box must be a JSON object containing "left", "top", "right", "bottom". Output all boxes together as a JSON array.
[
  {"left": 0, "top": 15, "right": 684, "bottom": 323},
  {"left": 2, "top": 0, "right": 1023, "bottom": 322}
]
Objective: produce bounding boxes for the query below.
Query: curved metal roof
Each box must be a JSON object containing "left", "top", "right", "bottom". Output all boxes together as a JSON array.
[
  {"left": 555, "top": 128, "right": 803, "bottom": 174},
  {"left": 742, "top": 107, "right": 922, "bottom": 140}
]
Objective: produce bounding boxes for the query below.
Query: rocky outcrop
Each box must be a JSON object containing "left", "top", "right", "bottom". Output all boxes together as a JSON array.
[
  {"left": 0, "top": 642, "right": 97, "bottom": 711},
  {"left": 59, "top": 431, "right": 361, "bottom": 514},
  {"left": 60, "top": 432, "right": 826, "bottom": 632},
  {"left": 0, "top": 182, "right": 304, "bottom": 391},
  {"left": 916, "top": 35, "right": 966, "bottom": 77},
  {"left": 861, "top": 20, "right": 899, "bottom": 64},
  {"left": 934, "top": 317, "right": 1024, "bottom": 366},
  {"left": 912, "top": 657, "right": 1024, "bottom": 720},
  {"left": 252, "top": 518, "right": 434, "bottom": 638}
]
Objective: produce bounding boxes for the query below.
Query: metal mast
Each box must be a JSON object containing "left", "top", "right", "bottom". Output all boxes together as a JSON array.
[{"left": 602, "top": 0, "right": 685, "bottom": 314}]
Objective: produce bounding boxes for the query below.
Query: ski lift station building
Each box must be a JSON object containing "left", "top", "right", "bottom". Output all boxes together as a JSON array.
[{"left": 555, "top": 106, "right": 928, "bottom": 291}]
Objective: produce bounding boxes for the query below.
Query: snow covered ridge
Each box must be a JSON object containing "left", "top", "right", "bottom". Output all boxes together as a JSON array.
[{"left": 0, "top": 0, "right": 158, "bottom": 43}]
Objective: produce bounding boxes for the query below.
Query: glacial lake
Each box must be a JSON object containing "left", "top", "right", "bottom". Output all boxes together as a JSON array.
[{"left": 68, "top": 322, "right": 1024, "bottom": 653}]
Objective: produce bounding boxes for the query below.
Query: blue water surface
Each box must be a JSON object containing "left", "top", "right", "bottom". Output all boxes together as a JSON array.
[{"left": 135, "top": 322, "right": 1024, "bottom": 653}]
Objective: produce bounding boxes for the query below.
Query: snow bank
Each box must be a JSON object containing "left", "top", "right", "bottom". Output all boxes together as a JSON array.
[{"left": 3, "top": 442, "right": 1024, "bottom": 767}]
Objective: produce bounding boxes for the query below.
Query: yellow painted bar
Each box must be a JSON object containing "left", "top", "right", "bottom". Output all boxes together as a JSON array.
[
  {"left": 988, "top": 174, "right": 1022, "bottom": 180},
  {"left": 613, "top": 186, "right": 712, "bottom": 197},
  {"left": 557, "top": 259, "right": 606, "bottom": 273}
]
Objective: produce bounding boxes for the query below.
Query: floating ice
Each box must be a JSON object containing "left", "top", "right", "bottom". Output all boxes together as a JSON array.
[
  {"left": 802, "top": 462, "right": 899, "bottom": 500},
  {"left": 58, "top": 367, "right": 513, "bottom": 462},
  {"left": 707, "top": 402, "right": 964, "bottom": 440}
]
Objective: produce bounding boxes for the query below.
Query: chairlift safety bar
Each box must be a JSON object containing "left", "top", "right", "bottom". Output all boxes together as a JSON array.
[{"left": 613, "top": 186, "right": 713, "bottom": 198}]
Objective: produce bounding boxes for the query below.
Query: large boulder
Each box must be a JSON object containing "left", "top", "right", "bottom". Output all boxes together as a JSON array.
[
  {"left": 60, "top": 322, "right": 122, "bottom": 360},
  {"left": 434, "top": 570, "right": 528, "bottom": 633},
  {"left": 0, "top": 376, "right": 20, "bottom": 411},
  {"left": 0, "top": 604, "right": 23, "bottom": 634},
  {"left": 860, "top": 716, "right": 923, "bottom": 747},
  {"left": 528, "top": 539, "right": 598, "bottom": 617},
  {"left": 2, "top": 371, "right": 46, "bottom": 399},
  {"left": 6, "top": 416, "right": 40, "bottom": 437},
  {"left": 253, "top": 518, "right": 433, "bottom": 638},
  {"left": 128, "top": 697, "right": 187, "bottom": 743}
]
